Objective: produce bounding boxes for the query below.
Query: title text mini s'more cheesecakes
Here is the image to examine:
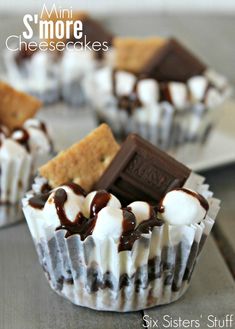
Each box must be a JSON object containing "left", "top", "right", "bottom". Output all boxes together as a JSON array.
[
  {"left": 0, "top": 82, "right": 53, "bottom": 227},
  {"left": 88, "top": 36, "right": 231, "bottom": 153},
  {"left": 23, "top": 125, "right": 220, "bottom": 311},
  {"left": 4, "top": 11, "right": 114, "bottom": 106}
]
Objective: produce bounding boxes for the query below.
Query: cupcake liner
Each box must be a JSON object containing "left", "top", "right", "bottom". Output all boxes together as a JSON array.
[
  {"left": 0, "top": 151, "right": 32, "bottom": 227},
  {"left": 24, "top": 173, "right": 220, "bottom": 312},
  {"left": 61, "top": 79, "right": 86, "bottom": 107},
  {"left": 29, "top": 87, "right": 61, "bottom": 105},
  {"left": 0, "top": 203, "right": 24, "bottom": 227},
  {"left": 94, "top": 99, "right": 219, "bottom": 155}
]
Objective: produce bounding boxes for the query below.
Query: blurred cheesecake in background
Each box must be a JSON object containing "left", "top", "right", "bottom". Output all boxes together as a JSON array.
[
  {"left": 87, "top": 36, "right": 231, "bottom": 153},
  {"left": 3, "top": 11, "right": 114, "bottom": 106},
  {"left": 0, "top": 81, "right": 54, "bottom": 227}
]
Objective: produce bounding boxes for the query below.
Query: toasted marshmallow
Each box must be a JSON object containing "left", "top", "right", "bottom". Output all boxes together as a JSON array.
[
  {"left": 92, "top": 207, "right": 124, "bottom": 240},
  {"left": 83, "top": 191, "right": 121, "bottom": 218},
  {"left": 137, "top": 79, "right": 159, "bottom": 105},
  {"left": 43, "top": 185, "right": 85, "bottom": 228},
  {"left": 115, "top": 71, "right": 136, "bottom": 96},
  {"left": 188, "top": 76, "right": 208, "bottom": 102},
  {"left": 168, "top": 82, "right": 187, "bottom": 109},
  {"left": 160, "top": 188, "right": 208, "bottom": 225},
  {"left": 0, "top": 138, "right": 27, "bottom": 159},
  {"left": 128, "top": 201, "right": 152, "bottom": 226}
]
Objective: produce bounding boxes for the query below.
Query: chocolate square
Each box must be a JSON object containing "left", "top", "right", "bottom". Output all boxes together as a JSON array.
[
  {"left": 141, "top": 38, "right": 206, "bottom": 82},
  {"left": 95, "top": 134, "right": 191, "bottom": 205}
]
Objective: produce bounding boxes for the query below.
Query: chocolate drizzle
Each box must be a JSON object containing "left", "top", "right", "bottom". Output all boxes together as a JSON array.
[
  {"left": 118, "top": 207, "right": 163, "bottom": 252},
  {"left": 175, "top": 188, "right": 209, "bottom": 211},
  {"left": 28, "top": 192, "right": 51, "bottom": 210},
  {"left": 112, "top": 69, "right": 142, "bottom": 114},
  {"left": 64, "top": 182, "right": 85, "bottom": 196},
  {"left": 28, "top": 181, "right": 207, "bottom": 252},
  {"left": 90, "top": 190, "right": 111, "bottom": 217},
  {"left": 27, "top": 121, "right": 54, "bottom": 154}
]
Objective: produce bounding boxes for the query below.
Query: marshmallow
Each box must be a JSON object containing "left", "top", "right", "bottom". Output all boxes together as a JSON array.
[
  {"left": 43, "top": 185, "right": 85, "bottom": 228},
  {"left": 205, "top": 69, "right": 228, "bottom": 90},
  {"left": 137, "top": 79, "right": 159, "bottom": 105},
  {"left": 92, "top": 207, "right": 124, "bottom": 240},
  {"left": 94, "top": 67, "right": 113, "bottom": 94},
  {"left": 188, "top": 76, "right": 208, "bottom": 102},
  {"left": 12, "top": 119, "right": 51, "bottom": 155},
  {"left": 205, "top": 88, "right": 223, "bottom": 108},
  {"left": 168, "top": 82, "right": 187, "bottom": 109},
  {"left": 26, "top": 127, "right": 51, "bottom": 155},
  {"left": 83, "top": 191, "right": 121, "bottom": 218},
  {"left": 61, "top": 49, "right": 95, "bottom": 81},
  {"left": 115, "top": 71, "right": 136, "bottom": 96},
  {"left": 128, "top": 201, "right": 152, "bottom": 226},
  {"left": 159, "top": 188, "right": 208, "bottom": 225},
  {"left": 24, "top": 118, "right": 44, "bottom": 130},
  {"left": 0, "top": 138, "right": 27, "bottom": 159}
]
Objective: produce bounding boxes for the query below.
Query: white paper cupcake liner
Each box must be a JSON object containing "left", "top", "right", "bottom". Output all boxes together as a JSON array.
[
  {"left": 24, "top": 173, "right": 220, "bottom": 312},
  {"left": 0, "top": 152, "right": 32, "bottom": 227},
  {"left": 94, "top": 99, "right": 219, "bottom": 155},
  {"left": 61, "top": 79, "right": 87, "bottom": 107}
]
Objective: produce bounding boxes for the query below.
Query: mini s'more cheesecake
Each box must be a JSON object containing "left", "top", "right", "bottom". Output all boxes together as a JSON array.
[
  {"left": 0, "top": 82, "right": 54, "bottom": 227},
  {"left": 88, "top": 37, "right": 231, "bottom": 153},
  {"left": 22, "top": 125, "right": 220, "bottom": 311}
]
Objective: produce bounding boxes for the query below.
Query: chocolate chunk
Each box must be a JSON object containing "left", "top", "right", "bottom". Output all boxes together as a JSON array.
[
  {"left": 141, "top": 38, "right": 206, "bottom": 82},
  {"left": 95, "top": 134, "right": 191, "bottom": 205},
  {"left": 82, "top": 17, "right": 113, "bottom": 46}
]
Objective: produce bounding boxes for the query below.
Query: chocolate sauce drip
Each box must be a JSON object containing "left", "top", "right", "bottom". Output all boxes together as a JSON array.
[
  {"left": 28, "top": 121, "right": 54, "bottom": 154},
  {"left": 39, "top": 122, "right": 54, "bottom": 153},
  {"left": 54, "top": 188, "right": 68, "bottom": 224},
  {"left": 121, "top": 208, "right": 136, "bottom": 234},
  {"left": 112, "top": 69, "right": 142, "bottom": 114},
  {"left": 118, "top": 95, "right": 142, "bottom": 115},
  {"left": 159, "top": 83, "right": 172, "bottom": 104},
  {"left": 12, "top": 128, "right": 30, "bottom": 152},
  {"left": 41, "top": 183, "right": 52, "bottom": 194},
  {"left": 28, "top": 192, "right": 51, "bottom": 209},
  {"left": 64, "top": 182, "right": 85, "bottom": 196},
  {"left": 90, "top": 190, "right": 111, "bottom": 217},
  {"left": 118, "top": 207, "right": 163, "bottom": 252},
  {"left": 28, "top": 184, "right": 165, "bottom": 251},
  {"left": 175, "top": 188, "right": 209, "bottom": 211},
  {"left": 53, "top": 188, "right": 95, "bottom": 239}
]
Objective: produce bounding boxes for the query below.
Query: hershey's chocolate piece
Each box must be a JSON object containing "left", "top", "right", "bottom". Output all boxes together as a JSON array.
[
  {"left": 95, "top": 134, "right": 191, "bottom": 205},
  {"left": 82, "top": 17, "right": 113, "bottom": 46},
  {"left": 141, "top": 38, "right": 206, "bottom": 82}
]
